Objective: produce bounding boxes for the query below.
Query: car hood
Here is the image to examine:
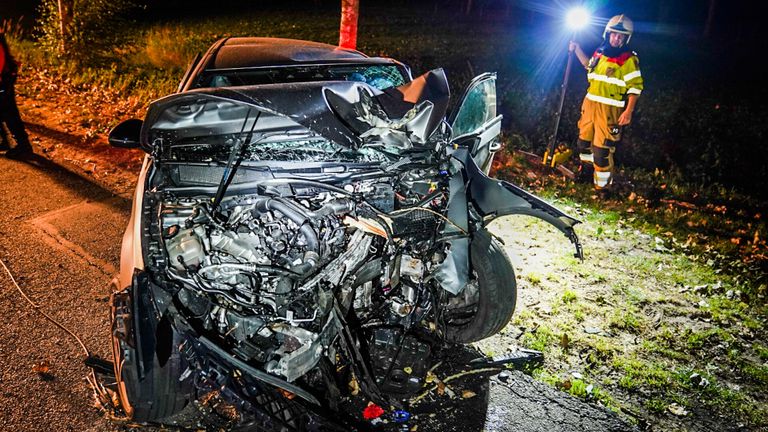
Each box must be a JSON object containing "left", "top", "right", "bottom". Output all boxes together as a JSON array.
[{"left": 141, "top": 69, "right": 451, "bottom": 154}]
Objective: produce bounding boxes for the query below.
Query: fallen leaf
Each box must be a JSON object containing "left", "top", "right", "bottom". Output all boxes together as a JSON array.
[
  {"left": 560, "top": 333, "right": 570, "bottom": 349},
  {"left": 461, "top": 390, "right": 477, "bottom": 399},
  {"left": 437, "top": 382, "right": 446, "bottom": 396},
  {"left": 425, "top": 371, "right": 436, "bottom": 383},
  {"left": 32, "top": 361, "right": 51, "bottom": 374},
  {"left": 667, "top": 403, "right": 689, "bottom": 416},
  {"left": 349, "top": 375, "right": 360, "bottom": 396},
  {"left": 278, "top": 389, "right": 296, "bottom": 400}
]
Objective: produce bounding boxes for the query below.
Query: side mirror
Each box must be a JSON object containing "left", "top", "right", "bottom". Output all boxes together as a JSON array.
[{"left": 108, "top": 119, "right": 143, "bottom": 149}]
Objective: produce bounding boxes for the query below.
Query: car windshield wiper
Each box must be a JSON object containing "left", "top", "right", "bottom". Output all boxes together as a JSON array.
[{"left": 212, "top": 109, "right": 261, "bottom": 217}]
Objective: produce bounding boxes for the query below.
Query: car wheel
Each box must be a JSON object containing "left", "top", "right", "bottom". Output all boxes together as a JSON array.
[
  {"left": 444, "top": 229, "right": 517, "bottom": 343},
  {"left": 111, "top": 277, "right": 194, "bottom": 423}
]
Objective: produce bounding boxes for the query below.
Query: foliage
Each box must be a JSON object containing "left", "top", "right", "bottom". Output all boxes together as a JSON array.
[{"left": 36, "top": 0, "right": 136, "bottom": 63}]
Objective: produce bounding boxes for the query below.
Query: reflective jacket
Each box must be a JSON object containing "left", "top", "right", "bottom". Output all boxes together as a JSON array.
[{"left": 585, "top": 50, "right": 643, "bottom": 108}]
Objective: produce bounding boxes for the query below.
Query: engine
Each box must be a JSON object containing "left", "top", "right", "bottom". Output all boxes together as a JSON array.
[{"left": 156, "top": 183, "right": 395, "bottom": 381}]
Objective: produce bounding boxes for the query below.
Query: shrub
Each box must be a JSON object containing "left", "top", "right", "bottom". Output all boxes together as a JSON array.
[{"left": 36, "top": 0, "right": 135, "bottom": 64}]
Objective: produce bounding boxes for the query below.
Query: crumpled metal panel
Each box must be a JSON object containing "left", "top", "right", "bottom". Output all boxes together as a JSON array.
[
  {"left": 143, "top": 69, "right": 451, "bottom": 152},
  {"left": 432, "top": 169, "right": 470, "bottom": 295}
]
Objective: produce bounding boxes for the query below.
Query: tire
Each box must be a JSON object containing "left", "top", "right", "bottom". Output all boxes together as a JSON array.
[
  {"left": 444, "top": 229, "right": 517, "bottom": 343},
  {"left": 111, "top": 275, "right": 194, "bottom": 423}
]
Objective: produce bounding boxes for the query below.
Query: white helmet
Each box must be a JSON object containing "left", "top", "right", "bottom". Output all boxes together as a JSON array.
[{"left": 603, "top": 14, "right": 634, "bottom": 44}]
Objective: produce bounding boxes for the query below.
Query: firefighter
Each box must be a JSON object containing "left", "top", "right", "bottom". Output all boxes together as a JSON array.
[
  {"left": 1, "top": 31, "right": 33, "bottom": 158},
  {"left": 570, "top": 14, "right": 643, "bottom": 195}
]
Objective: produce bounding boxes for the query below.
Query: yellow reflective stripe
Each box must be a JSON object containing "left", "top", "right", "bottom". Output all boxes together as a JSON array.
[
  {"left": 586, "top": 93, "right": 625, "bottom": 107},
  {"left": 587, "top": 73, "right": 626, "bottom": 87},
  {"left": 627, "top": 88, "right": 642, "bottom": 95},
  {"left": 579, "top": 153, "right": 594, "bottom": 163},
  {"left": 623, "top": 70, "right": 642, "bottom": 81}
]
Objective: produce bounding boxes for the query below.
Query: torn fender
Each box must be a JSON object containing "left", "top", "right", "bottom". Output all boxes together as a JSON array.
[{"left": 453, "top": 147, "right": 583, "bottom": 259}]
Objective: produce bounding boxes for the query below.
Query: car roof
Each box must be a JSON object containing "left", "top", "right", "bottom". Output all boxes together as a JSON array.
[
  {"left": 206, "top": 37, "right": 389, "bottom": 70},
  {"left": 178, "top": 37, "right": 411, "bottom": 92}
]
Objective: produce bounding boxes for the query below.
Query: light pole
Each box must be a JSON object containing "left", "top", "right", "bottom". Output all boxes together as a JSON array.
[{"left": 543, "top": 7, "right": 590, "bottom": 167}]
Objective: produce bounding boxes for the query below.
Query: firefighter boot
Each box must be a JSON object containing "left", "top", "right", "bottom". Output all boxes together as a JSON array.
[{"left": 576, "top": 139, "right": 593, "bottom": 183}]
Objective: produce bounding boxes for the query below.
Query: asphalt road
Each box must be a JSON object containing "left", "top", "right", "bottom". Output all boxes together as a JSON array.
[
  {"left": 0, "top": 153, "right": 128, "bottom": 431},
  {"left": 0, "top": 150, "right": 638, "bottom": 432}
]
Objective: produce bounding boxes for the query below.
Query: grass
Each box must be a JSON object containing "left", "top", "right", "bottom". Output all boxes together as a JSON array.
[{"left": 480, "top": 180, "right": 768, "bottom": 429}]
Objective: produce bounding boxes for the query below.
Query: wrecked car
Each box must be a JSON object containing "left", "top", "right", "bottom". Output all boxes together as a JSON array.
[{"left": 106, "top": 37, "right": 582, "bottom": 429}]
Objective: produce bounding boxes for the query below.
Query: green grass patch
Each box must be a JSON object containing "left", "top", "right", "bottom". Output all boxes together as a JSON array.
[
  {"left": 684, "top": 327, "right": 733, "bottom": 351},
  {"left": 608, "top": 308, "right": 645, "bottom": 333},
  {"left": 561, "top": 290, "right": 577, "bottom": 304},
  {"left": 525, "top": 273, "right": 542, "bottom": 286},
  {"left": 740, "top": 364, "right": 768, "bottom": 385},
  {"left": 522, "top": 325, "right": 557, "bottom": 352}
]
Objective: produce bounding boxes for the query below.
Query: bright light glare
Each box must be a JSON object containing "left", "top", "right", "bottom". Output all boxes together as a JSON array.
[{"left": 566, "top": 7, "right": 590, "bottom": 30}]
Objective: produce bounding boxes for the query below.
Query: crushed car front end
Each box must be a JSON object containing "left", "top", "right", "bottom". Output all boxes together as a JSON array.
[{"left": 109, "top": 70, "right": 581, "bottom": 429}]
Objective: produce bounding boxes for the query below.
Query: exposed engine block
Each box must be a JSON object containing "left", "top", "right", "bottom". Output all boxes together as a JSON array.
[{"left": 156, "top": 187, "right": 387, "bottom": 381}]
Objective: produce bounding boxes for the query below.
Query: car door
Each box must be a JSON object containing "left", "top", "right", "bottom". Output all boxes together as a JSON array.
[{"left": 449, "top": 73, "right": 502, "bottom": 174}]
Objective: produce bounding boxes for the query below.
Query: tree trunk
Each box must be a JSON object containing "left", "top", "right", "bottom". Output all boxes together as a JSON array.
[
  {"left": 339, "top": 0, "right": 359, "bottom": 49},
  {"left": 57, "top": 0, "right": 73, "bottom": 54}
]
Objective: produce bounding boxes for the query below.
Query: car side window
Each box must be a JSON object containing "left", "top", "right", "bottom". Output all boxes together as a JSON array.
[
  {"left": 210, "top": 75, "right": 232, "bottom": 87},
  {"left": 451, "top": 78, "right": 496, "bottom": 137}
]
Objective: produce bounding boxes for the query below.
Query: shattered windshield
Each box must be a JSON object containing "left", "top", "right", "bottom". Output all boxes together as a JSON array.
[
  {"left": 161, "top": 135, "right": 388, "bottom": 163},
  {"left": 197, "top": 64, "right": 407, "bottom": 91},
  {"left": 147, "top": 96, "right": 390, "bottom": 163}
]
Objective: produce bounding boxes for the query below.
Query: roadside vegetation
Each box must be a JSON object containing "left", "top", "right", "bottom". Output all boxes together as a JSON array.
[
  {"left": 4, "top": 5, "right": 766, "bottom": 431},
  {"left": 483, "top": 151, "right": 767, "bottom": 430}
]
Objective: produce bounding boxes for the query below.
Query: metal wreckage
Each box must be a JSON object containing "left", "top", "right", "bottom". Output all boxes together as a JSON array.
[{"left": 99, "top": 66, "right": 583, "bottom": 430}]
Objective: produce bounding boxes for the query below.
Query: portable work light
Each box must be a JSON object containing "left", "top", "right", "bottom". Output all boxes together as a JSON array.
[
  {"left": 566, "top": 7, "right": 590, "bottom": 31},
  {"left": 543, "top": 6, "right": 591, "bottom": 167}
]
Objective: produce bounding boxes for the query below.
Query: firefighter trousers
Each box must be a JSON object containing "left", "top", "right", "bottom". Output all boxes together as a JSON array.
[
  {"left": 576, "top": 98, "right": 623, "bottom": 190},
  {"left": 0, "top": 84, "right": 32, "bottom": 150}
]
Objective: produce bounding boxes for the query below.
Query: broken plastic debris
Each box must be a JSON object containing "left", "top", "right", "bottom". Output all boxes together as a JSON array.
[
  {"left": 392, "top": 410, "right": 411, "bottom": 423},
  {"left": 363, "top": 402, "right": 385, "bottom": 420},
  {"left": 403, "top": 366, "right": 413, "bottom": 374},
  {"left": 584, "top": 327, "right": 603, "bottom": 334},
  {"left": 497, "top": 370, "right": 511, "bottom": 382},
  {"left": 570, "top": 371, "right": 583, "bottom": 379}
]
